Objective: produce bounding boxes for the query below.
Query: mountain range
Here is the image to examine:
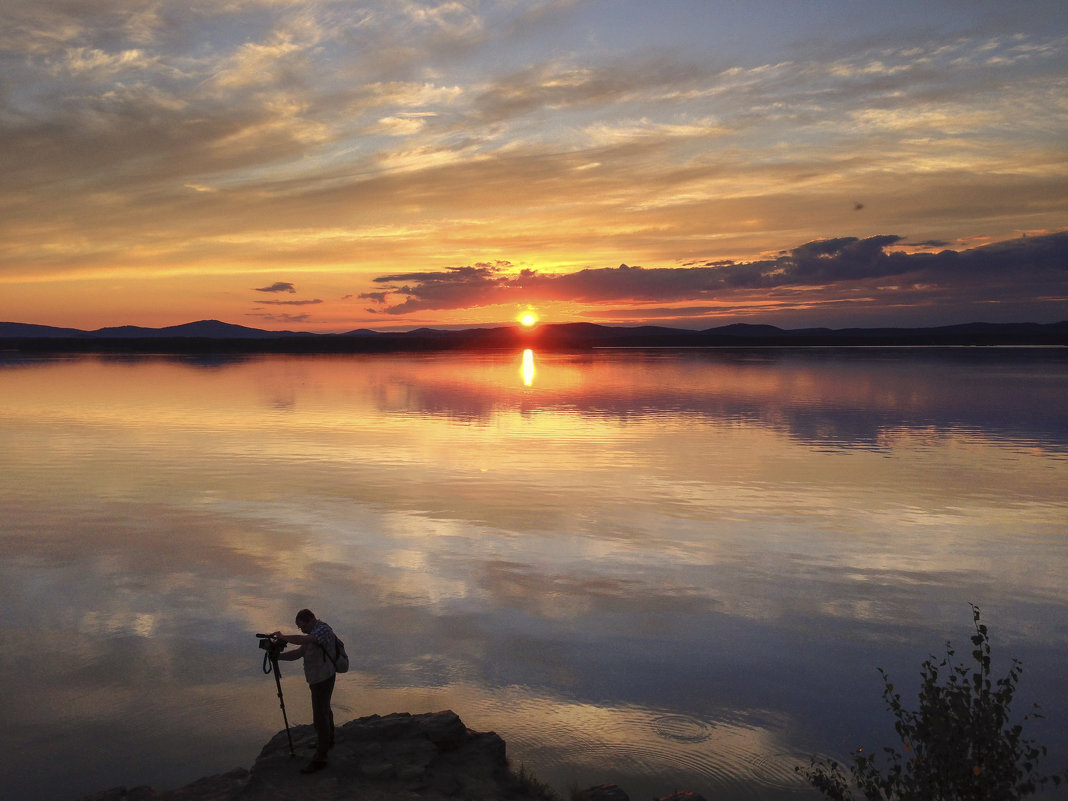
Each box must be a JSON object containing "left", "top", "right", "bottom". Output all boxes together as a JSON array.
[{"left": 2, "top": 319, "right": 1066, "bottom": 352}]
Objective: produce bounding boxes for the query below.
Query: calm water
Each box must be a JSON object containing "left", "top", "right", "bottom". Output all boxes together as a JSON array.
[{"left": 1, "top": 348, "right": 1066, "bottom": 801}]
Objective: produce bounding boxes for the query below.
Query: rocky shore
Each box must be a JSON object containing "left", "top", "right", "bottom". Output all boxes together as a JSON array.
[{"left": 75, "top": 711, "right": 707, "bottom": 801}]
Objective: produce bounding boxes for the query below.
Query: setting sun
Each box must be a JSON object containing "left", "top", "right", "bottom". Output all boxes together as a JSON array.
[{"left": 519, "top": 312, "right": 538, "bottom": 327}]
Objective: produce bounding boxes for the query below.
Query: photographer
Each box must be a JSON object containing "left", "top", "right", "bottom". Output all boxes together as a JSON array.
[{"left": 271, "top": 609, "right": 339, "bottom": 774}]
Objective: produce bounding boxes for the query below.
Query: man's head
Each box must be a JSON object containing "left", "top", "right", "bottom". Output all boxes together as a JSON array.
[{"left": 295, "top": 609, "right": 316, "bottom": 633}]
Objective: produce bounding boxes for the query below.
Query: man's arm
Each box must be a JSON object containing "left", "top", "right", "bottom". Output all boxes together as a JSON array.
[
  {"left": 271, "top": 630, "right": 318, "bottom": 646},
  {"left": 275, "top": 644, "right": 305, "bottom": 661}
]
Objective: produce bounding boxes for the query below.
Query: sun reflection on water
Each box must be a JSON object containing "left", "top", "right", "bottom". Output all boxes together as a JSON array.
[{"left": 522, "top": 349, "right": 535, "bottom": 386}]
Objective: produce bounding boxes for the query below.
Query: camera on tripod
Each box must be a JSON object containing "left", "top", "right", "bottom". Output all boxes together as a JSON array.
[
  {"left": 256, "top": 633, "right": 287, "bottom": 658},
  {"left": 256, "top": 633, "right": 295, "bottom": 757}
]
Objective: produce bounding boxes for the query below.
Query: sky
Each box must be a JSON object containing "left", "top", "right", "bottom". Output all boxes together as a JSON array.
[{"left": 1, "top": 0, "right": 1066, "bottom": 333}]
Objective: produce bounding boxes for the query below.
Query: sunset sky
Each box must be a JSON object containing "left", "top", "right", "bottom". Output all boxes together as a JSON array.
[{"left": 2, "top": 0, "right": 1066, "bottom": 332}]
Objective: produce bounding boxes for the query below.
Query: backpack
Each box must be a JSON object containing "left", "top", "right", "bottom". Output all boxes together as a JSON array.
[{"left": 321, "top": 636, "right": 350, "bottom": 673}]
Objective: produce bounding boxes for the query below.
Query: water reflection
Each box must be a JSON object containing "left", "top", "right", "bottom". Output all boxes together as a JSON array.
[
  {"left": 0, "top": 350, "right": 1066, "bottom": 801},
  {"left": 522, "top": 348, "right": 535, "bottom": 386},
  {"left": 5, "top": 349, "right": 1064, "bottom": 451}
]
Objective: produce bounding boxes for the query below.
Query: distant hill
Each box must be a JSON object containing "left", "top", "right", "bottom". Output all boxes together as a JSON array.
[
  {"left": 0, "top": 319, "right": 311, "bottom": 339},
  {"left": 1, "top": 318, "right": 1066, "bottom": 352},
  {"left": 0, "top": 322, "right": 87, "bottom": 338},
  {"left": 93, "top": 319, "right": 314, "bottom": 339}
]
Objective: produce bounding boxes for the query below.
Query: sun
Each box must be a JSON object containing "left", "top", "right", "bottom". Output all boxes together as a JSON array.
[{"left": 519, "top": 311, "right": 538, "bottom": 327}]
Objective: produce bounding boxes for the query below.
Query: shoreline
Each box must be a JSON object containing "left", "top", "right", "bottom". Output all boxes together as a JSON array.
[
  {"left": 5, "top": 320, "right": 1067, "bottom": 354},
  {"left": 74, "top": 710, "right": 710, "bottom": 801}
]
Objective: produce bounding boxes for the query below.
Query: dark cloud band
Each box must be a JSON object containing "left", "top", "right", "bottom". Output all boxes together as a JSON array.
[{"left": 361, "top": 233, "right": 1068, "bottom": 315}]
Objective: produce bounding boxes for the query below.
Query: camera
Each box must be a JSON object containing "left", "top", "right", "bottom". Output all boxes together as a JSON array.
[
  {"left": 256, "top": 633, "right": 287, "bottom": 657},
  {"left": 257, "top": 633, "right": 296, "bottom": 757}
]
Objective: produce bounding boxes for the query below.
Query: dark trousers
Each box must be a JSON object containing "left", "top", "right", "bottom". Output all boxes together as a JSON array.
[{"left": 309, "top": 674, "right": 335, "bottom": 759}]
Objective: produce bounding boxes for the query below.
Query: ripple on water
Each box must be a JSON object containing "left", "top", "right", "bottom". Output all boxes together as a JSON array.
[
  {"left": 738, "top": 751, "right": 813, "bottom": 793},
  {"left": 614, "top": 709, "right": 813, "bottom": 798},
  {"left": 467, "top": 692, "right": 814, "bottom": 800},
  {"left": 651, "top": 713, "right": 714, "bottom": 743}
]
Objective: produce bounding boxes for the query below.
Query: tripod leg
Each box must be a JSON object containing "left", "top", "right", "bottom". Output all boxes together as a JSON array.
[{"left": 270, "top": 657, "right": 296, "bottom": 758}]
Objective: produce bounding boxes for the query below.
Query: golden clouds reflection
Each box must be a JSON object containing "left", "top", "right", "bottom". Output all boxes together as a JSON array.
[{"left": 443, "top": 684, "right": 809, "bottom": 798}]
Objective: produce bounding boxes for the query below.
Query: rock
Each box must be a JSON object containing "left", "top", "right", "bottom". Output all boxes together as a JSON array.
[
  {"left": 77, "top": 711, "right": 553, "bottom": 801},
  {"left": 77, "top": 789, "right": 157, "bottom": 801},
  {"left": 576, "top": 783, "right": 630, "bottom": 801},
  {"left": 74, "top": 710, "right": 713, "bottom": 801},
  {"left": 657, "top": 793, "right": 708, "bottom": 801},
  {"left": 576, "top": 785, "right": 709, "bottom": 801}
]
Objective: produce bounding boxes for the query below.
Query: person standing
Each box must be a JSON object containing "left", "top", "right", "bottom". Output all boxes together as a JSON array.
[{"left": 273, "top": 609, "right": 338, "bottom": 773}]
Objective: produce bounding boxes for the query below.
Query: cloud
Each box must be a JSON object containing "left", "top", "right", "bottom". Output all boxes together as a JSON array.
[
  {"left": 0, "top": 1, "right": 1065, "bottom": 332},
  {"left": 470, "top": 57, "right": 710, "bottom": 125},
  {"left": 255, "top": 282, "right": 296, "bottom": 293},
  {"left": 254, "top": 298, "right": 323, "bottom": 306},
  {"left": 200, "top": 36, "right": 309, "bottom": 93},
  {"left": 362, "top": 232, "right": 1068, "bottom": 316},
  {"left": 57, "top": 47, "right": 154, "bottom": 77},
  {"left": 372, "top": 113, "right": 435, "bottom": 136},
  {"left": 361, "top": 262, "right": 515, "bottom": 313},
  {"left": 906, "top": 239, "right": 950, "bottom": 249}
]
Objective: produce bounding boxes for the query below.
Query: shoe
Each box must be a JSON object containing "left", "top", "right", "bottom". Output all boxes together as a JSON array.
[{"left": 300, "top": 759, "right": 328, "bottom": 774}]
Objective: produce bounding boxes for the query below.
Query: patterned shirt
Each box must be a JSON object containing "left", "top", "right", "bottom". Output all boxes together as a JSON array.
[
  {"left": 302, "top": 620, "right": 337, "bottom": 684},
  {"left": 310, "top": 619, "right": 335, "bottom": 650}
]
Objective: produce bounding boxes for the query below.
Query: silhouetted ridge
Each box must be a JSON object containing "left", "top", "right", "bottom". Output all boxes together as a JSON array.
[
  {"left": 706, "top": 323, "right": 786, "bottom": 336},
  {"left": 339, "top": 328, "right": 384, "bottom": 336},
  {"left": 89, "top": 319, "right": 312, "bottom": 338},
  {"left": 2, "top": 320, "right": 1066, "bottom": 353},
  {"left": 0, "top": 322, "right": 85, "bottom": 338}
]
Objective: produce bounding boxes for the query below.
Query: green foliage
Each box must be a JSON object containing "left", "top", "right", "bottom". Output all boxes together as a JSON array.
[{"left": 798, "top": 605, "right": 1066, "bottom": 801}]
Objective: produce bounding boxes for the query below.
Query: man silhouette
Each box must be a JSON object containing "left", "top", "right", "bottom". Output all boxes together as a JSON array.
[{"left": 272, "top": 609, "right": 338, "bottom": 773}]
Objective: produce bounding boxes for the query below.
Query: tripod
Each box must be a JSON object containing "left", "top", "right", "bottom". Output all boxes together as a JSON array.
[{"left": 262, "top": 646, "right": 296, "bottom": 758}]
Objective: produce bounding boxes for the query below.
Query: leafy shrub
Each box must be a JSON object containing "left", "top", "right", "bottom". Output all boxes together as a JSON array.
[{"left": 798, "top": 605, "right": 1066, "bottom": 800}]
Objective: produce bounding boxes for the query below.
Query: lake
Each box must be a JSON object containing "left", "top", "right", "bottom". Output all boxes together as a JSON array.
[{"left": 1, "top": 347, "right": 1066, "bottom": 800}]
